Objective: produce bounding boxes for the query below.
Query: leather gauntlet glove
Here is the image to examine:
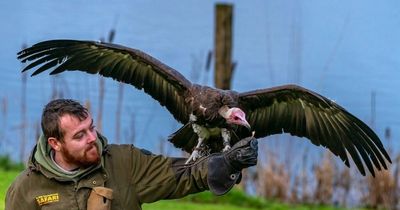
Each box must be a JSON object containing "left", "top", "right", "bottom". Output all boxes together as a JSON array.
[
  {"left": 207, "top": 136, "right": 258, "bottom": 195},
  {"left": 224, "top": 136, "right": 258, "bottom": 171}
]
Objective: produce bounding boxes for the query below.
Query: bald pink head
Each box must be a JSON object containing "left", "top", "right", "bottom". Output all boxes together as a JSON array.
[{"left": 225, "top": 107, "right": 251, "bottom": 129}]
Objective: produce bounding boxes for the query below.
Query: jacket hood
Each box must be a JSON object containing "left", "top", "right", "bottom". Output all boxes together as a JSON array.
[{"left": 28, "top": 132, "right": 108, "bottom": 181}]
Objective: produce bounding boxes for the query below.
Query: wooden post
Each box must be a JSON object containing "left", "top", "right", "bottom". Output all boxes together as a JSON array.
[
  {"left": 214, "top": 3, "right": 234, "bottom": 90},
  {"left": 215, "top": 2, "right": 246, "bottom": 191}
]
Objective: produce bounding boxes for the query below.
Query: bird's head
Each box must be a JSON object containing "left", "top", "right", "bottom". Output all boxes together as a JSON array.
[{"left": 219, "top": 106, "right": 251, "bottom": 130}]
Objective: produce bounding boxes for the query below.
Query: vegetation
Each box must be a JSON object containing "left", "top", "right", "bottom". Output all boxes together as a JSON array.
[
  {"left": 0, "top": 156, "right": 24, "bottom": 171},
  {"left": 0, "top": 169, "right": 368, "bottom": 210},
  {"left": 144, "top": 190, "right": 369, "bottom": 210},
  {"left": 181, "top": 189, "right": 267, "bottom": 208},
  {"left": 253, "top": 144, "right": 399, "bottom": 210},
  {"left": 0, "top": 170, "right": 20, "bottom": 210},
  {"left": 144, "top": 200, "right": 260, "bottom": 210},
  {"left": 0, "top": 156, "right": 24, "bottom": 210}
]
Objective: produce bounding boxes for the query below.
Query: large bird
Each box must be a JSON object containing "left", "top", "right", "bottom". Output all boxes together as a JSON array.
[{"left": 18, "top": 39, "right": 391, "bottom": 175}]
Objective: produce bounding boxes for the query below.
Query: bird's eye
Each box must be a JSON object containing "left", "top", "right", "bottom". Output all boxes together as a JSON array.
[{"left": 234, "top": 116, "right": 239, "bottom": 121}]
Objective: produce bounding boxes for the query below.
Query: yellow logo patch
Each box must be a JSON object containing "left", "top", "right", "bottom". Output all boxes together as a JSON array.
[{"left": 35, "top": 193, "right": 59, "bottom": 206}]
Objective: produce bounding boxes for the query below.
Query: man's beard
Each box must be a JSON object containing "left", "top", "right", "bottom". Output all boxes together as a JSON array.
[{"left": 61, "top": 143, "right": 100, "bottom": 168}]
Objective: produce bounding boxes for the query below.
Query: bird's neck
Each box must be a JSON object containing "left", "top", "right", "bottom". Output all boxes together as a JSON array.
[{"left": 218, "top": 105, "right": 232, "bottom": 119}]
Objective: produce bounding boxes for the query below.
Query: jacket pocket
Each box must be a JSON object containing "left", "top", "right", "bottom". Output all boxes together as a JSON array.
[{"left": 87, "top": 187, "right": 113, "bottom": 210}]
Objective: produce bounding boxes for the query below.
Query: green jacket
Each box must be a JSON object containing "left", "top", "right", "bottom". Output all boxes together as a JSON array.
[{"left": 5, "top": 135, "right": 239, "bottom": 210}]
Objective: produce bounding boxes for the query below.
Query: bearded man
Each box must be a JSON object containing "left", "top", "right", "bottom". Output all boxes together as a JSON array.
[{"left": 5, "top": 99, "right": 258, "bottom": 210}]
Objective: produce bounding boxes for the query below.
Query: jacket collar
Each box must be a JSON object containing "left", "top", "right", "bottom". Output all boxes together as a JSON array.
[{"left": 28, "top": 132, "right": 109, "bottom": 183}]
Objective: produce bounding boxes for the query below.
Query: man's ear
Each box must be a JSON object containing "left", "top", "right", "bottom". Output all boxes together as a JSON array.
[{"left": 48, "top": 137, "right": 62, "bottom": 151}]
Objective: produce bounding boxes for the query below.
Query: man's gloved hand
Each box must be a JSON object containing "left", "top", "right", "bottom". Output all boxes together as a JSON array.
[
  {"left": 224, "top": 136, "right": 258, "bottom": 171},
  {"left": 207, "top": 136, "right": 258, "bottom": 196}
]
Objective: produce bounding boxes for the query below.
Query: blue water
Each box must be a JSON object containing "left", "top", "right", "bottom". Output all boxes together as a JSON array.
[{"left": 0, "top": 0, "right": 399, "bottom": 163}]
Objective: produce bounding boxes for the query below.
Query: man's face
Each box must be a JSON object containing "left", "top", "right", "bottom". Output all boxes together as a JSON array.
[{"left": 56, "top": 113, "right": 100, "bottom": 169}]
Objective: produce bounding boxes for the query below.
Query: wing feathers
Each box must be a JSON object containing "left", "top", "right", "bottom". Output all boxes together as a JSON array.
[
  {"left": 238, "top": 84, "right": 391, "bottom": 176},
  {"left": 323, "top": 115, "right": 350, "bottom": 166},
  {"left": 304, "top": 106, "right": 320, "bottom": 145},
  {"left": 18, "top": 39, "right": 193, "bottom": 123},
  {"left": 30, "top": 58, "right": 60, "bottom": 76}
]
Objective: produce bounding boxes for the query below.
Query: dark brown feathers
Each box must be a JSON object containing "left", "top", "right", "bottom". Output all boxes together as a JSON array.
[
  {"left": 18, "top": 40, "right": 192, "bottom": 124},
  {"left": 237, "top": 85, "right": 391, "bottom": 176}
]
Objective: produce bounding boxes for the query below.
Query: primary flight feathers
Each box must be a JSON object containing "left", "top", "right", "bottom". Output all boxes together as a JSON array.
[{"left": 18, "top": 39, "right": 391, "bottom": 175}]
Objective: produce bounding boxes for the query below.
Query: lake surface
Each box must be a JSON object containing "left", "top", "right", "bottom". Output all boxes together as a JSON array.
[{"left": 0, "top": 0, "right": 399, "bottom": 163}]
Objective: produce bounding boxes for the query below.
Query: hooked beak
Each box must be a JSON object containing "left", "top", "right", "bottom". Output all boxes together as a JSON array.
[
  {"left": 223, "top": 106, "right": 252, "bottom": 131},
  {"left": 241, "top": 119, "right": 251, "bottom": 131}
]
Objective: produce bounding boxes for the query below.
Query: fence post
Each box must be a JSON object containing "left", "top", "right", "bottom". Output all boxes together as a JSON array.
[{"left": 214, "top": 3, "right": 234, "bottom": 90}]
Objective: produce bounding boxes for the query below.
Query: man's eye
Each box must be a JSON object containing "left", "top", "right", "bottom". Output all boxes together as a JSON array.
[{"left": 74, "top": 133, "right": 84, "bottom": 139}]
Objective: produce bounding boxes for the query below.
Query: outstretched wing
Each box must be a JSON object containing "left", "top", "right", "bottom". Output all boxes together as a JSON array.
[
  {"left": 17, "top": 39, "right": 192, "bottom": 123},
  {"left": 237, "top": 84, "right": 391, "bottom": 176}
]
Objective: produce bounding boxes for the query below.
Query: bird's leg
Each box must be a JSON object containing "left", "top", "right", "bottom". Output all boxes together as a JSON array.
[
  {"left": 185, "top": 136, "right": 205, "bottom": 164},
  {"left": 221, "top": 128, "right": 231, "bottom": 152},
  {"left": 186, "top": 123, "right": 209, "bottom": 164}
]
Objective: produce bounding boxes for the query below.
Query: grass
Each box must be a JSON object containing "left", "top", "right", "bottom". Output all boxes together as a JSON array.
[
  {"left": 0, "top": 169, "right": 369, "bottom": 210},
  {"left": 180, "top": 188, "right": 267, "bottom": 208},
  {"left": 143, "top": 200, "right": 257, "bottom": 210},
  {"left": 143, "top": 190, "right": 369, "bottom": 210},
  {"left": 0, "top": 170, "right": 20, "bottom": 210},
  {"left": 143, "top": 198, "right": 368, "bottom": 210}
]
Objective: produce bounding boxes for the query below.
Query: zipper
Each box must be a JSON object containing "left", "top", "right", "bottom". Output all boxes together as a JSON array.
[{"left": 73, "top": 181, "right": 80, "bottom": 210}]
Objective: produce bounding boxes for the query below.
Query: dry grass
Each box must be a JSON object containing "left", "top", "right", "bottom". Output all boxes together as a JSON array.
[
  {"left": 313, "top": 152, "right": 334, "bottom": 205},
  {"left": 360, "top": 154, "right": 399, "bottom": 210},
  {"left": 257, "top": 149, "right": 290, "bottom": 202},
  {"left": 334, "top": 167, "right": 352, "bottom": 207},
  {"left": 255, "top": 140, "right": 399, "bottom": 209}
]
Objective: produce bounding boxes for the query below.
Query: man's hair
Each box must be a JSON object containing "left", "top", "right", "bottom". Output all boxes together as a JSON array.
[{"left": 41, "top": 99, "right": 89, "bottom": 141}]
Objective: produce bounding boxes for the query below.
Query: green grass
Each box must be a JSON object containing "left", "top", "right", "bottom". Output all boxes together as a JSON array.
[
  {"left": 143, "top": 199, "right": 368, "bottom": 210},
  {"left": 180, "top": 188, "right": 267, "bottom": 208},
  {"left": 143, "top": 200, "right": 257, "bottom": 210},
  {"left": 143, "top": 190, "right": 369, "bottom": 210},
  {"left": 1, "top": 169, "right": 369, "bottom": 210},
  {"left": 0, "top": 169, "right": 20, "bottom": 210}
]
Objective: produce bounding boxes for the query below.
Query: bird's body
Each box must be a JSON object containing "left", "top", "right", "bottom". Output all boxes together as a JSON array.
[
  {"left": 165, "top": 84, "right": 248, "bottom": 162},
  {"left": 18, "top": 39, "right": 391, "bottom": 175}
]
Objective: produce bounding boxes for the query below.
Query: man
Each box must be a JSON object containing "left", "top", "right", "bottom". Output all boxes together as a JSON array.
[{"left": 6, "top": 99, "right": 258, "bottom": 210}]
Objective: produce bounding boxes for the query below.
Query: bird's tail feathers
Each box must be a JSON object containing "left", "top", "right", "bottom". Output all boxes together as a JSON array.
[
  {"left": 168, "top": 124, "right": 243, "bottom": 154},
  {"left": 168, "top": 123, "right": 198, "bottom": 153}
]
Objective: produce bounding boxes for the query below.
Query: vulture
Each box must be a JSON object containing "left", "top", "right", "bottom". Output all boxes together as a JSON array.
[{"left": 17, "top": 39, "right": 391, "bottom": 176}]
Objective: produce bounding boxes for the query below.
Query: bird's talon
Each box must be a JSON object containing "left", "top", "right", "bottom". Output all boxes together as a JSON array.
[
  {"left": 185, "top": 150, "right": 201, "bottom": 164},
  {"left": 223, "top": 145, "right": 231, "bottom": 152}
]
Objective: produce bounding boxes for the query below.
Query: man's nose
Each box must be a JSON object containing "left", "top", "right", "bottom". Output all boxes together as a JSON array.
[{"left": 87, "top": 131, "right": 97, "bottom": 143}]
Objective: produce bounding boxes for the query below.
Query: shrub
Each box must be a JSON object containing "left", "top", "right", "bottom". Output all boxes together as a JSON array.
[{"left": 0, "top": 155, "right": 24, "bottom": 171}]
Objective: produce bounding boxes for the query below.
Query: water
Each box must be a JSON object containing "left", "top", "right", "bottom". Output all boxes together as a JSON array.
[{"left": 0, "top": 0, "right": 399, "bottom": 163}]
